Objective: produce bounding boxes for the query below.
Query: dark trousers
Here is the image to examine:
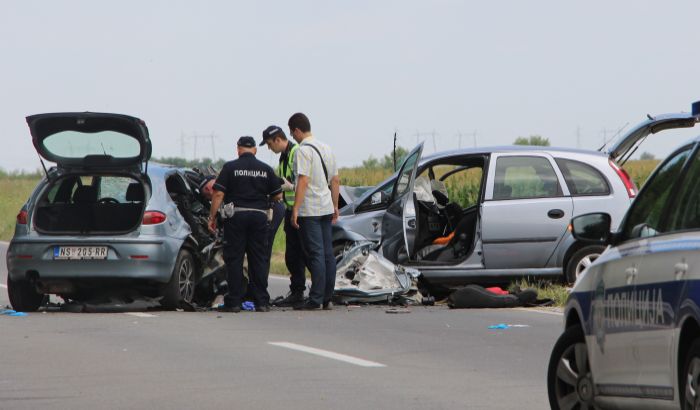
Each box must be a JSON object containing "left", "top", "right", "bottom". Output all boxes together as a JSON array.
[
  {"left": 284, "top": 209, "right": 307, "bottom": 293},
  {"left": 298, "top": 214, "right": 334, "bottom": 305},
  {"left": 267, "top": 201, "right": 285, "bottom": 260},
  {"left": 223, "top": 211, "right": 270, "bottom": 307}
]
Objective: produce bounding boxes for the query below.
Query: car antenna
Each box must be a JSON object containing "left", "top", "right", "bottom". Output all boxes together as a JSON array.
[
  {"left": 393, "top": 131, "right": 397, "bottom": 171},
  {"left": 100, "top": 142, "right": 107, "bottom": 155}
]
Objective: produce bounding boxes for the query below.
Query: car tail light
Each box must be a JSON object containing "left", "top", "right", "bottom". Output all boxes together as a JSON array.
[
  {"left": 609, "top": 160, "right": 637, "bottom": 198},
  {"left": 16, "top": 210, "right": 28, "bottom": 225},
  {"left": 142, "top": 211, "right": 166, "bottom": 225}
]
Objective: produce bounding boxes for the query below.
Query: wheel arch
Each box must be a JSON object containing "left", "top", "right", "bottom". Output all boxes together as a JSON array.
[{"left": 677, "top": 308, "right": 700, "bottom": 399}]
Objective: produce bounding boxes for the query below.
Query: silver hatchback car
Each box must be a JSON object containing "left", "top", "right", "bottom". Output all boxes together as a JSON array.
[
  {"left": 6, "top": 112, "right": 224, "bottom": 311},
  {"left": 333, "top": 108, "right": 700, "bottom": 287}
]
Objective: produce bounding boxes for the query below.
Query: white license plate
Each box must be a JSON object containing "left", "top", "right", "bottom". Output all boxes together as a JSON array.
[{"left": 54, "top": 246, "right": 108, "bottom": 260}]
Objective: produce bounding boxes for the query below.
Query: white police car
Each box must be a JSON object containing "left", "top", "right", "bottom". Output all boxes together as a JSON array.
[{"left": 548, "top": 102, "right": 700, "bottom": 409}]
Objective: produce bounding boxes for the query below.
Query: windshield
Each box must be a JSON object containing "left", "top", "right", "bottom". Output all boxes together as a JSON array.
[{"left": 43, "top": 130, "right": 141, "bottom": 159}]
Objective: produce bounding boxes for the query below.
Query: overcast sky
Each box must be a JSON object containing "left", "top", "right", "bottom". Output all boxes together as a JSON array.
[{"left": 2, "top": 0, "right": 699, "bottom": 172}]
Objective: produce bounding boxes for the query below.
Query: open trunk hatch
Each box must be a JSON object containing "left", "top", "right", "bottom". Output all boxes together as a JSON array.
[
  {"left": 27, "top": 112, "right": 151, "bottom": 173},
  {"left": 604, "top": 104, "right": 700, "bottom": 165}
]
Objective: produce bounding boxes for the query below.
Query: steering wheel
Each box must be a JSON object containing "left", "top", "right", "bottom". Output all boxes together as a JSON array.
[{"left": 98, "top": 197, "right": 120, "bottom": 204}]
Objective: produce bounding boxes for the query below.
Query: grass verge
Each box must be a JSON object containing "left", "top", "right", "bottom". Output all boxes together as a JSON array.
[{"left": 510, "top": 279, "right": 570, "bottom": 308}]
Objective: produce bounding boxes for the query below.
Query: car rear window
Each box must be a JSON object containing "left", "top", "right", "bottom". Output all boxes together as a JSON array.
[
  {"left": 555, "top": 158, "right": 610, "bottom": 196},
  {"left": 42, "top": 130, "right": 141, "bottom": 159}
]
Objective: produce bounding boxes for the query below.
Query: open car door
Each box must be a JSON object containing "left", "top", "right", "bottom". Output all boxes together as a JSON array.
[
  {"left": 381, "top": 143, "right": 424, "bottom": 263},
  {"left": 27, "top": 112, "right": 152, "bottom": 175}
]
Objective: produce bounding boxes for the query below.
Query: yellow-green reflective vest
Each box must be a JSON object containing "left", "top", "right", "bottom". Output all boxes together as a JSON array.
[{"left": 276, "top": 143, "right": 299, "bottom": 208}]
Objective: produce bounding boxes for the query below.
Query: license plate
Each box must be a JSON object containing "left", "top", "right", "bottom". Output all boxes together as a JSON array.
[{"left": 54, "top": 246, "right": 108, "bottom": 260}]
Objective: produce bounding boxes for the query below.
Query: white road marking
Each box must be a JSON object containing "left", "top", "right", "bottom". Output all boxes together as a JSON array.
[
  {"left": 0, "top": 283, "right": 7, "bottom": 289},
  {"left": 513, "top": 307, "right": 563, "bottom": 316},
  {"left": 268, "top": 342, "right": 386, "bottom": 368},
  {"left": 124, "top": 312, "right": 157, "bottom": 318}
]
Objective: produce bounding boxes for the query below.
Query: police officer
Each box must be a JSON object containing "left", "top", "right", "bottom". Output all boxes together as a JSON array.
[
  {"left": 260, "top": 125, "right": 307, "bottom": 306},
  {"left": 208, "top": 136, "right": 282, "bottom": 312}
]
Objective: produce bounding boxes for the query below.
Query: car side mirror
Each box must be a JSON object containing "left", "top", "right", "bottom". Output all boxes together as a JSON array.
[
  {"left": 371, "top": 191, "right": 389, "bottom": 205},
  {"left": 571, "top": 212, "right": 612, "bottom": 244}
]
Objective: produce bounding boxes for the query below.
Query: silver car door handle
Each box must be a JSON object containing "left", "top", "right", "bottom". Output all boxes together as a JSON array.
[
  {"left": 675, "top": 262, "right": 688, "bottom": 279},
  {"left": 625, "top": 266, "right": 638, "bottom": 285}
]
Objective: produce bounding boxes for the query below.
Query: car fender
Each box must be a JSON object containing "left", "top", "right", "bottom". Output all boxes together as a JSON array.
[
  {"left": 563, "top": 295, "right": 586, "bottom": 331},
  {"left": 332, "top": 227, "right": 369, "bottom": 244}
]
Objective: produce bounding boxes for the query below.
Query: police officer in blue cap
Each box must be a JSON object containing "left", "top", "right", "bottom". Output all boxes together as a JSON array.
[{"left": 208, "top": 136, "right": 282, "bottom": 312}]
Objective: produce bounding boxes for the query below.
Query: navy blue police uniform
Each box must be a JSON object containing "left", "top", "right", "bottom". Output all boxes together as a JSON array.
[{"left": 213, "top": 137, "right": 282, "bottom": 309}]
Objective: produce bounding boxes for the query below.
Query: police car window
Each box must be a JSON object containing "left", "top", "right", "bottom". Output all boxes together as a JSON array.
[
  {"left": 555, "top": 158, "right": 610, "bottom": 196},
  {"left": 667, "top": 147, "right": 700, "bottom": 232},
  {"left": 621, "top": 146, "right": 692, "bottom": 241},
  {"left": 493, "top": 156, "right": 562, "bottom": 200}
]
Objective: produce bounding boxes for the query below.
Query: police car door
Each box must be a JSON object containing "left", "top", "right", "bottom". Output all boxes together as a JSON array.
[
  {"left": 627, "top": 144, "right": 697, "bottom": 398},
  {"left": 381, "top": 143, "right": 424, "bottom": 263},
  {"left": 592, "top": 145, "right": 694, "bottom": 400}
]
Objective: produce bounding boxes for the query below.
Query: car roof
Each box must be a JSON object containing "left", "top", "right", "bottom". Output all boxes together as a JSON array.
[{"left": 418, "top": 145, "right": 608, "bottom": 163}]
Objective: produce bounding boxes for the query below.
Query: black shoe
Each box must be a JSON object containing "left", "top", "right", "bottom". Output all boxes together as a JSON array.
[
  {"left": 322, "top": 301, "right": 332, "bottom": 310},
  {"left": 217, "top": 305, "right": 241, "bottom": 313},
  {"left": 293, "top": 300, "right": 321, "bottom": 310},
  {"left": 273, "top": 291, "right": 304, "bottom": 307},
  {"left": 255, "top": 305, "right": 271, "bottom": 312}
]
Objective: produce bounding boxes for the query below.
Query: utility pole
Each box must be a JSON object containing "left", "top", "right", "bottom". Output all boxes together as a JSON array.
[
  {"left": 192, "top": 134, "right": 199, "bottom": 159},
  {"left": 576, "top": 126, "right": 581, "bottom": 149},
  {"left": 431, "top": 129, "right": 437, "bottom": 152},
  {"left": 180, "top": 132, "right": 186, "bottom": 157},
  {"left": 210, "top": 133, "right": 216, "bottom": 160},
  {"left": 457, "top": 131, "right": 463, "bottom": 149}
]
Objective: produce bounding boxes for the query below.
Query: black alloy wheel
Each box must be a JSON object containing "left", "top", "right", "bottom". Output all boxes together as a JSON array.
[
  {"left": 547, "top": 324, "right": 601, "bottom": 410},
  {"left": 161, "top": 249, "right": 196, "bottom": 309},
  {"left": 682, "top": 339, "right": 700, "bottom": 410}
]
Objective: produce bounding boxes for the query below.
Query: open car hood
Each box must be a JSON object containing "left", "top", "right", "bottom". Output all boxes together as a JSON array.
[
  {"left": 27, "top": 112, "right": 152, "bottom": 172},
  {"left": 604, "top": 109, "right": 700, "bottom": 164}
]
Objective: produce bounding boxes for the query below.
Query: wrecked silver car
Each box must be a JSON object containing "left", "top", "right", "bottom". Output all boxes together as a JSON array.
[{"left": 6, "top": 112, "right": 227, "bottom": 311}]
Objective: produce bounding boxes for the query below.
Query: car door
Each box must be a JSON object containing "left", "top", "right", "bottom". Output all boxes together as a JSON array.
[
  {"left": 628, "top": 144, "right": 698, "bottom": 395},
  {"left": 347, "top": 178, "right": 396, "bottom": 242},
  {"left": 588, "top": 145, "right": 694, "bottom": 398},
  {"left": 481, "top": 153, "right": 573, "bottom": 269},
  {"left": 381, "top": 143, "right": 424, "bottom": 263}
]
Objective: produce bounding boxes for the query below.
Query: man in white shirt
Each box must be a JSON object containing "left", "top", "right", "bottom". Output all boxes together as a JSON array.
[{"left": 288, "top": 112, "right": 340, "bottom": 310}]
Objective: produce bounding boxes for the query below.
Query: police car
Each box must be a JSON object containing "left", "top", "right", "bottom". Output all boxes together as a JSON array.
[{"left": 548, "top": 102, "right": 700, "bottom": 409}]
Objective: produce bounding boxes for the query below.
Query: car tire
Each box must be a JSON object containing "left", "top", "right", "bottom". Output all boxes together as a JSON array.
[
  {"left": 565, "top": 245, "right": 605, "bottom": 285},
  {"left": 160, "top": 249, "right": 196, "bottom": 309},
  {"left": 681, "top": 338, "right": 700, "bottom": 409},
  {"left": 547, "top": 324, "right": 598, "bottom": 410},
  {"left": 7, "top": 275, "right": 45, "bottom": 312}
]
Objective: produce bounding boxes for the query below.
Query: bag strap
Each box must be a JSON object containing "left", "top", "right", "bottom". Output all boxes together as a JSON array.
[{"left": 303, "top": 143, "right": 329, "bottom": 184}]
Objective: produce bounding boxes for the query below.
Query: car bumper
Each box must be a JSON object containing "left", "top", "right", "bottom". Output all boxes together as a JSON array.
[{"left": 6, "top": 236, "right": 182, "bottom": 284}]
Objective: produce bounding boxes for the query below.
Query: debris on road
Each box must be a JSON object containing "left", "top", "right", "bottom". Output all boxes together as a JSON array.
[
  {"left": 1, "top": 309, "right": 28, "bottom": 317},
  {"left": 488, "top": 323, "right": 531, "bottom": 330},
  {"left": 448, "top": 284, "right": 551, "bottom": 309},
  {"left": 385, "top": 308, "right": 411, "bottom": 314}
]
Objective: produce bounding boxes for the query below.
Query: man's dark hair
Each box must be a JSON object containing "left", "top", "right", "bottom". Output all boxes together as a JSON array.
[{"left": 288, "top": 112, "right": 311, "bottom": 133}]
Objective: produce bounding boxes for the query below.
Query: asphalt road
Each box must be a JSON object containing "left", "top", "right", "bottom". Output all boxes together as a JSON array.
[{"left": 0, "top": 241, "right": 562, "bottom": 409}]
